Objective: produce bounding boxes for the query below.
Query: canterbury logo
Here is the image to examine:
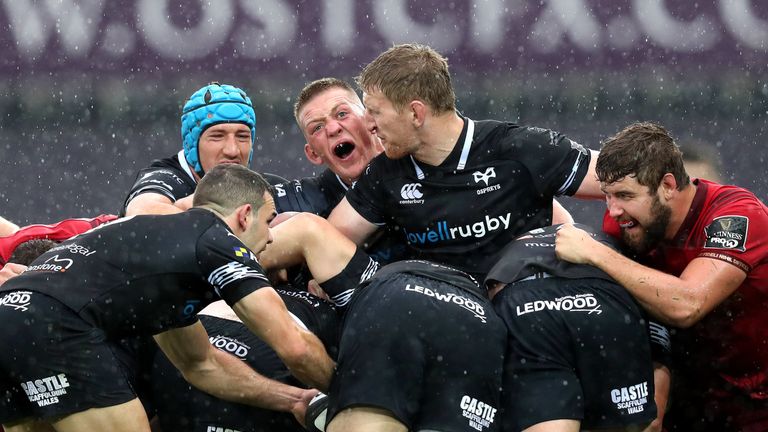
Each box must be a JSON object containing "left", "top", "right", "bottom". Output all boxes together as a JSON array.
[
  {"left": 472, "top": 167, "right": 496, "bottom": 186},
  {"left": 400, "top": 183, "right": 423, "bottom": 200}
]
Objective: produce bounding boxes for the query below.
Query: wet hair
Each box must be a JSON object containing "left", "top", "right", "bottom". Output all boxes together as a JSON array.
[
  {"left": 356, "top": 43, "right": 456, "bottom": 114},
  {"left": 597, "top": 122, "right": 690, "bottom": 192},
  {"left": 193, "top": 165, "right": 270, "bottom": 216},
  {"left": 8, "top": 239, "right": 58, "bottom": 266},
  {"left": 293, "top": 78, "right": 360, "bottom": 125}
]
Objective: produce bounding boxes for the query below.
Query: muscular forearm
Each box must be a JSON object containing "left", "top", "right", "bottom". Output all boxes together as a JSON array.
[
  {"left": 182, "top": 347, "right": 307, "bottom": 412},
  {"left": 584, "top": 241, "right": 702, "bottom": 327},
  {"left": 283, "top": 330, "right": 335, "bottom": 392}
]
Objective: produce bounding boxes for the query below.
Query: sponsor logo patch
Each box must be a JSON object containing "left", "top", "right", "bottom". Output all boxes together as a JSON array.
[
  {"left": 460, "top": 395, "right": 497, "bottom": 431},
  {"left": 233, "top": 246, "right": 258, "bottom": 262},
  {"left": 21, "top": 373, "right": 71, "bottom": 407},
  {"left": 610, "top": 381, "right": 649, "bottom": 414},
  {"left": 404, "top": 213, "right": 512, "bottom": 245},
  {"left": 704, "top": 215, "right": 748, "bottom": 252},
  {"left": 405, "top": 284, "right": 486, "bottom": 322},
  {"left": 27, "top": 255, "right": 74, "bottom": 273},
  {"left": 516, "top": 293, "right": 602, "bottom": 316},
  {"left": 0, "top": 291, "right": 33, "bottom": 311},
  {"left": 209, "top": 335, "right": 251, "bottom": 360},
  {"left": 399, "top": 183, "right": 424, "bottom": 204}
]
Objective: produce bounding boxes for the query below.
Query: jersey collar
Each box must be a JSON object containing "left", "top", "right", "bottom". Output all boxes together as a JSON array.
[
  {"left": 409, "top": 116, "right": 475, "bottom": 179},
  {"left": 177, "top": 150, "right": 198, "bottom": 184}
]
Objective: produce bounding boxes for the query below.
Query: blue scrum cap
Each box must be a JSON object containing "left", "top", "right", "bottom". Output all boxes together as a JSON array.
[{"left": 180, "top": 82, "right": 256, "bottom": 175}]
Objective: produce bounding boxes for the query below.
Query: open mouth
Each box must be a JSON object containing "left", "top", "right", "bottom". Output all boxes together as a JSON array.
[
  {"left": 333, "top": 141, "right": 355, "bottom": 159},
  {"left": 619, "top": 219, "right": 637, "bottom": 229}
]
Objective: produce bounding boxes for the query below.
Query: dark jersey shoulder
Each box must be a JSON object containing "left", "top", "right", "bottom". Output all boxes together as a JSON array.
[
  {"left": 2, "top": 209, "right": 271, "bottom": 337},
  {"left": 120, "top": 153, "right": 197, "bottom": 216},
  {"left": 346, "top": 118, "right": 592, "bottom": 279},
  {"left": 485, "top": 224, "right": 616, "bottom": 286},
  {"left": 271, "top": 168, "right": 347, "bottom": 218}
]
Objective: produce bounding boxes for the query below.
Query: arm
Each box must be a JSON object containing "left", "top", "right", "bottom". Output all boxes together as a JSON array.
[
  {"left": 153, "top": 320, "right": 317, "bottom": 423},
  {"left": 260, "top": 212, "right": 358, "bottom": 283},
  {"left": 232, "top": 287, "right": 335, "bottom": 391},
  {"left": 327, "top": 198, "right": 379, "bottom": 246},
  {"left": 0, "top": 263, "right": 26, "bottom": 286},
  {"left": 555, "top": 224, "right": 746, "bottom": 327},
  {"left": 573, "top": 149, "right": 604, "bottom": 199},
  {"left": 552, "top": 199, "right": 574, "bottom": 224},
  {"left": 646, "top": 363, "right": 671, "bottom": 432},
  {"left": 0, "top": 216, "right": 19, "bottom": 237},
  {"left": 124, "top": 192, "right": 194, "bottom": 216}
]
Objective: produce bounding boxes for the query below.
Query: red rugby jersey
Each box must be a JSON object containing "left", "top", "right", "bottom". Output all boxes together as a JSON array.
[{"left": 0, "top": 214, "right": 117, "bottom": 267}]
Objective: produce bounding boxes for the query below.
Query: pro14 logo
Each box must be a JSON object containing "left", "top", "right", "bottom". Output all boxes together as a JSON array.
[{"left": 399, "top": 183, "right": 424, "bottom": 204}]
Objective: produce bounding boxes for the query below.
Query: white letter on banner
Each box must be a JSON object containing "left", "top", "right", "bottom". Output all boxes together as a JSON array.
[
  {"left": 633, "top": 0, "right": 719, "bottom": 52},
  {"left": 719, "top": 0, "right": 767, "bottom": 51},
  {"left": 373, "top": 0, "right": 461, "bottom": 52},
  {"left": 530, "top": 0, "right": 601, "bottom": 53},
  {"left": 3, "top": 0, "right": 104, "bottom": 59},
  {"left": 238, "top": 0, "right": 297, "bottom": 58},
  {"left": 322, "top": 0, "right": 355, "bottom": 56},
  {"left": 469, "top": 0, "right": 517, "bottom": 53},
  {"left": 136, "top": 0, "right": 232, "bottom": 59}
]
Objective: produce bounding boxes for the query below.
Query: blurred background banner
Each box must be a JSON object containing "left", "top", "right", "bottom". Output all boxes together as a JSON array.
[{"left": 0, "top": 0, "right": 765, "bottom": 223}]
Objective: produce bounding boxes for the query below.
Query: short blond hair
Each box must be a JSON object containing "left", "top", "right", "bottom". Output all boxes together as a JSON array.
[{"left": 356, "top": 43, "right": 456, "bottom": 114}]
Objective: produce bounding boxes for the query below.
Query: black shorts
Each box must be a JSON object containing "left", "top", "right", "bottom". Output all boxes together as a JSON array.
[
  {"left": 492, "top": 277, "right": 656, "bottom": 430},
  {"left": 0, "top": 291, "right": 137, "bottom": 423},
  {"left": 151, "top": 315, "right": 304, "bottom": 432},
  {"left": 327, "top": 272, "right": 506, "bottom": 432}
]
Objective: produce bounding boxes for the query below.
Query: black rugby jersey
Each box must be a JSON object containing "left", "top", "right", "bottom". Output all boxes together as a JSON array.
[
  {"left": 0, "top": 208, "right": 272, "bottom": 337},
  {"left": 347, "top": 118, "right": 591, "bottom": 279},
  {"left": 272, "top": 168, "right": 347, "bottom": 218},
  {"left": 486, "top": 224, "right": 672, "bottom": 364},
  {"left": 120, "top": 151, "right": 198, "bottom": 216}
]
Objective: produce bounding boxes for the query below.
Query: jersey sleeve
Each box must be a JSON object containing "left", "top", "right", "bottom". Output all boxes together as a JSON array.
[
  {"left": 698, "top": 195, "right": 768, "bottom": 273},
  {"left": 196, "top": 224, "right": 273, "bottom": 306},
  {"left": 508, "top": 126, "right": 592, "bottom": 197},
  {"left": 0, "top": 215, "right": 117, "bottom": 267},
  {"left": 344, "top": 162, "right": 388, "bottom": 225},
  {"left": 272, "top": 178, "right": 333, "bottom": 216},
  {"left": 124, "top": 166, "right": 194, "bottom": 207},
  {"left": 648, "top": 320, "right": 672, "bottom": 367}
]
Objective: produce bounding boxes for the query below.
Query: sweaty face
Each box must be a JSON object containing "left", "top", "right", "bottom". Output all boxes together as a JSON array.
[
  {"left": 299, "top": 87, "right": 383, "bottom": 184},
  {"left": 604, "top": 176, "right": 672, "bottom": 255},
  {"left": 362, "top": 89, "right": 419, "bottom": 160},
  {"left": 198, "top": 123, "right": 252, "bottom": 174}
]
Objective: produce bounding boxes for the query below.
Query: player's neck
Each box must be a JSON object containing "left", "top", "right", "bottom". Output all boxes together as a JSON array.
[
  {"left": 415, "top": 112, "right": 465, "bottom": 166},
  {"left": 667, "top": 183, "right": 698, "bottom": 239}
]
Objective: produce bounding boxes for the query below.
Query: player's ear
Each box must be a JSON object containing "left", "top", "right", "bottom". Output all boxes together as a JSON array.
[
  {"left": 304, "top": 143, "right": 323, "bottom": 166},
  {"left": 659, "top": 173, "right": 678, "bottom": 200},
  {"left": 409, "top": 100, "right": 427, "bottom": 127},
  {"left": 237, "top": 204, "right": 253, "bottom": 231}
]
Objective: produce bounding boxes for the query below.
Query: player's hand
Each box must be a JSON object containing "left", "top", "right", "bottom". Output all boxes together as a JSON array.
[
  {"left": 0, "top": 263, "right": 26, "bottom": 286},
  {"left": 555, "top": 223, "right": 595, "bottom": 265},
  {"left": 291, "top": 388, "right": 320, "bottom": 428},
  {"left": 307, "top": 279, "right": 330, "bottom": 302}
]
